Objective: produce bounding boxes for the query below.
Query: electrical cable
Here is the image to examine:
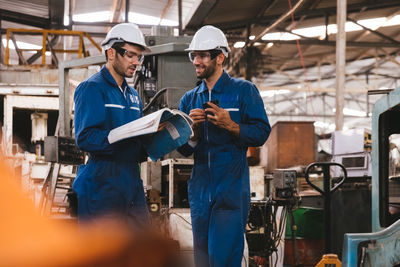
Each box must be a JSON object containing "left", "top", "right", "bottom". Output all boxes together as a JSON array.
[
  {"left": 169, "top": 211, "right": 192, "bottom": 226},
  {"left": 288, "top": 0, "right": 316, "bottom": 116},
  {"left": 142, "top": 87, "right": 169, "bottom": 113}
]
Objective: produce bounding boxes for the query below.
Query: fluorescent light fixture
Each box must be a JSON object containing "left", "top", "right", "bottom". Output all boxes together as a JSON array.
[
  {"left": 343, "top": 108, "right": 367, "bottom": 117},
  {"left": 384, "top": 14, "right": 400, "bottom": 27},
  {"left": 262, "top": 32, "right": 300, "bottom": 41},
  {"left": 314, "top": 121, "right": 336, "bottom": 130},
  {"left": 63, "top": 0, "right": 70, "bottom": 26},
  {"left": 259, "top": 15, "right": 400, "bottom": 42},
  {"left": 260, "top": 89, "right": 290, "bottom": 98},
  {"left": 357, "top": 17, "right": 386, "bottom": 30},
  {"left": 129, "top": 12, "right": 178, "bottom": 26},
  {"left": 233, "top": 41, "right": 245, "bottom": 48},
  {"left": 73, "top": 11, "right": 111, "bottom": 22},
  {"left": 64, "top": 16, "right": 70, "bottom": 26},
  {"left": 72, "top": 10, "right": 179, "bottom": 26},
  {"left": 292, "top": 25, "right": 327, "bottom": 38},
  {"left": 249, "top": 35, "right": 255, "bottom": 40}
]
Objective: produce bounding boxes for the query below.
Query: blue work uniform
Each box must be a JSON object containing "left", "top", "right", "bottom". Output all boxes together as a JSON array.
[
  {"left": 178, "top": 71, "right": 271, "bottom": 267},
  {"left": 73, "top": 66, "right": 150, "bottom": 228}
]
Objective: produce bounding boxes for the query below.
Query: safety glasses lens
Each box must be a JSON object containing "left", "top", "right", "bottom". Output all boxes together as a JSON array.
[{"left": 188, "top": 52, "right": 212, "bottom": 62}]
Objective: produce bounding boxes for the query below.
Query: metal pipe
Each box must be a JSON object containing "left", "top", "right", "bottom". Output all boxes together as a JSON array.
[
  {"left": 335, "top": 0, "right": 347, "bottom": 130},
  {"left": 178, "top": 0, "right": 182, "bottom": 35},
  {"left": 125, "top": 0, "right": 129, "bottom": 22}
]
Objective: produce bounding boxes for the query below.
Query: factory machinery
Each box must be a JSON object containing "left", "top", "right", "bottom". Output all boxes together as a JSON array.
[
  {"left": 40, "top": 27, "right": 400, "bottom": 266},
  {"left": 245, "top": 88, "right": 400, "bottom": 267},
  {"left": 341, "top": 87, "right": 400, "bottom": 267}
]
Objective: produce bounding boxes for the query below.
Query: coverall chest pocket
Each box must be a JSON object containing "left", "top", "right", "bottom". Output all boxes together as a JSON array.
[
  {"left": 220, "top": 101, "right": 241, "bottom": 124},
  {"left": 105, "top": 105, "right": 126, "bottom": 127},
  {"left": 228, "top": 110, "right": 240, "bottom": 124}
]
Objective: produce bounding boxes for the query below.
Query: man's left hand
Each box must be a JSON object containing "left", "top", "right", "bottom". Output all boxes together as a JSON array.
[{"left": 205, "top": 102, "right": 240, "bottom": 137}]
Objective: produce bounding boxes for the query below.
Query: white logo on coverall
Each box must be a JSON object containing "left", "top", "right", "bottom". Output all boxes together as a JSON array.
[{"left": 130, "top": 95, "right": 140, "bottom": 105}]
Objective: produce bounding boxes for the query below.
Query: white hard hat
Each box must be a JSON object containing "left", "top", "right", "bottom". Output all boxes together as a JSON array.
[
  {"left": 186, "top": 25, "right": 230, "bottom": 57},
  {"left": 101, "top": 23, "right": 151, "bottom": 52}
]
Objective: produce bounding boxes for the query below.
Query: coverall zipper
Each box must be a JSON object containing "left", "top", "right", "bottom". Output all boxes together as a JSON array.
[{"left": 207, "top": 91, "right": 211, "bottom": 203}]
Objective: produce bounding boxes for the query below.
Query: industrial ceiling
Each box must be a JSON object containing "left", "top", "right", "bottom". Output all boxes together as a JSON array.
[{"left": 0, "top": 0, "right": 399, "bottom": 133}]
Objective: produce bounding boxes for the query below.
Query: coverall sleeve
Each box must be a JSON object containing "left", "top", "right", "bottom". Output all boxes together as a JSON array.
[
  {"left": 177, "top": 93, "right": 195, "bottom": 157},
  {"left": 237, "top": 83, "right": 271, "bottom": 147},
  {"left": 74, "top": 81, "right": 114, "bottom": 155}
]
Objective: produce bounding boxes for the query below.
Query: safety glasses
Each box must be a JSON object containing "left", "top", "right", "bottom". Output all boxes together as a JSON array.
[
  {"left": 188, "top": 50, "right": 222, "bottom": 63},
  {"left": 114, "top": 46, "right": 144, "bottom": 63}
]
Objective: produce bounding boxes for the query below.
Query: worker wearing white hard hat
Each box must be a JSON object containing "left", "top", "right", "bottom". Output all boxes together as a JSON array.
[
  {"left": 101, "top": 22, "right": 151, "bottom": 52},
  {"left": 73, "top": 23, "right": 151, "bottom": 228},
  {"left": 178, "top": 25, "right": 271, "bottom": 267}
]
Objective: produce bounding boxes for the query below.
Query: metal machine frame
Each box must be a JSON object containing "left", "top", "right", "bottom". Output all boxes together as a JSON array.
[
  {"left": 58, "top": 55, "right": 106, "bottom": 137},
  {"left": 342, "top": 87, "right": 400, "bottom": 266}
]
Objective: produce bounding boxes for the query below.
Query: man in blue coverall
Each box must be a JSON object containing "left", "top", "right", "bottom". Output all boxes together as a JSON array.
[
  {"left": 73, "top": 23, "right": 151, "bottom": 228},
  {"left": 178, "top": 25, "right": 271, "bottom": 266}
]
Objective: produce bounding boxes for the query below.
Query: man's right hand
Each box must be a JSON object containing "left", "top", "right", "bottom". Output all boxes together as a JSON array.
[{"left": 189, "top": 108, "right": 206, "bottom": 141}]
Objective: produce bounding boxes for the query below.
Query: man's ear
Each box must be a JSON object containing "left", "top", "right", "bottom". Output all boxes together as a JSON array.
[
  {"left": 216, "top": 53, "right": 225, "bottom": 65},
  {"left": 107, "top": 48, "right": 115, "bottom": 61}
]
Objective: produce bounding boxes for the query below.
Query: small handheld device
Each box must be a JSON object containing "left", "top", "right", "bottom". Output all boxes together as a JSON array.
[
  {"left": 202, "top": 99, "right": 219, "bottom": 109},
  {"left": 203, "top": 99, "right": 219, "bottom": 117}
]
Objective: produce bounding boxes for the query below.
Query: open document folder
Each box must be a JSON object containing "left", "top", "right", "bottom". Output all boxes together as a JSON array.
[{"left": 108, "top": 108, "right": 193, "bottom": 161}]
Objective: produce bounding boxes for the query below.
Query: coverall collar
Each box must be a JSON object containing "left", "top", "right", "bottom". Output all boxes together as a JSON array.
[
  {"left": 196, "top": 70, "right": 230, "bottom": 94},
  {"left": 100, "top": 65, "right": 129, "bottom": 91}
]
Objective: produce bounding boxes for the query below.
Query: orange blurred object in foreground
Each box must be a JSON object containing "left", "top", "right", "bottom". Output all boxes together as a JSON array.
[{"left": 0, "top": 156, "right": 180, "bottom": 267}]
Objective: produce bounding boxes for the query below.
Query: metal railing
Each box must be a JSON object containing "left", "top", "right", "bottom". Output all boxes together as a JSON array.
[{"left": 5, "top": 28, "right": 102, "bottom": 66}]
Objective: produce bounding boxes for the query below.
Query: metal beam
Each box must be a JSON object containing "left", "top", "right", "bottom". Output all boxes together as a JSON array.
[
  {"left": 0, "top": 84, "right": 59, "bottom": 95},
  {"left": 255, "top": 39, "right": 400, "bottom": 48},
  {"left": 311, "top": 0, "right": 345, "bottom": 130},
  {"left": 9, "top": 33, "right": 27, "bottom": 65},
  {"left": 0, "top": 19, "right": 2, "bottom": 65},
  {"left": 27, "top": 36, "right": 60, "bottom": 65},
  {"left": 263, "top": 93, "right": 372, "bottom": 105},
  {"left": 125, "top": 0, "right": 129, "bottom": 22},
  {"left": 110, "top": 0, "right": 124, "bottom": 24},
  {"left": 258, "top": 85, "right": 369, "bottom": 94},
  {"left": 159, "top": 0, "right": 174, "bottom": 24},
  {"left": 178, "top": 0, "right": 183, "bottom": 35},
  {"left": 49, "top": 0, "right": 65, "bottom": 29},
  {"left": 347, "top": 17, "right": 400, "bottom": 45},
  {"left": 184, "top": 0, "right": 218, "bottom": 31},
  {"left": 0, "top": 9, "right": 49, "bottom": 29},
  {"left": 250, "top": 0, "right": 307, "bottom": 44},
  {"left": 71, "top": 21, "right": 153, "bottom": 29},
  {"left": 211, "top": 1, "right": 400, "bottom": 31}
]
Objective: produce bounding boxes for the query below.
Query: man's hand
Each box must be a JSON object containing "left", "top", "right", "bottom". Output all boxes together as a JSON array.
[
  {"left": 204, "top": 102, "right": 240, "bottom": 137},
  {"left": 189, "top": 108, "right": 206, "bottom": 141},
  {"left": 157, "top": 122, "right": 167, "bottom": 132}
]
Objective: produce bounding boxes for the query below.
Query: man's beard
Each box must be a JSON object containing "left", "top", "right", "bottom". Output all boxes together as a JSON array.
[
  {"left": 113, "top": 56, "right": 135, "bottom": 78},
  {"left": 197, "top": 60, "right": 216, "bottom": 79}
]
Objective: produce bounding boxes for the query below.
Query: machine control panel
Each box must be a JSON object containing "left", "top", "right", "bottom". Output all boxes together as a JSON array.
[
  {"left": 273, "top": 169, "right": 297, "bottom": 189},
  {"left": 44, "top": 136, "right": 84, "bottom": 165}
]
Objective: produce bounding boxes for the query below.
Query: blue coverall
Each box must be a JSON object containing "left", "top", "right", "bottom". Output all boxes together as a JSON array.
[
  {"left": 73, "top": 66, "right": 150, "bottom": 228},
  {"left": 178, "top": 71, "right": 271, "bottom": 266}
]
